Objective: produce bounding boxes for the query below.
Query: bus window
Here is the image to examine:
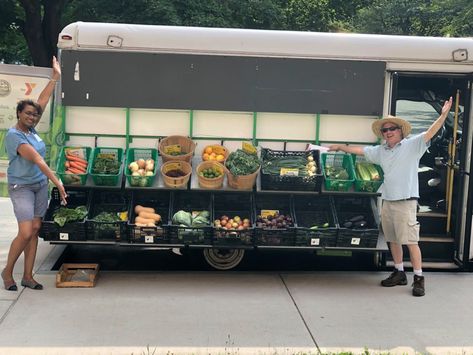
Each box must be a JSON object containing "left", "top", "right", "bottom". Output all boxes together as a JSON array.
[{"left": 396, "top": 100, "right": 441, "bottom": 135}]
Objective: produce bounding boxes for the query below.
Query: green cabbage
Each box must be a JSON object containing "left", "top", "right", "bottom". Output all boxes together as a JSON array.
[{"left": 172, "top": 210, "right": 192, "bottom": 226}]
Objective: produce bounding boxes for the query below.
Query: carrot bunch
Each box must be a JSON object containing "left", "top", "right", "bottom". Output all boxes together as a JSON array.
[{"left": 64, "top": 153, "right": 88, "bottom": 174}]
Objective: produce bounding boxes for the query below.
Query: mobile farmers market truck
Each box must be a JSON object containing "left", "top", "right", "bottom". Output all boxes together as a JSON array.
[{"left": 19, "top": 22, "right": 473, "bottom": 270}]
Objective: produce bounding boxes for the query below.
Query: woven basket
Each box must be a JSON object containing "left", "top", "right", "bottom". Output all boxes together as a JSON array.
[
  {"left": 161, "top": 161, "right": 192, "bottom": 188},
  {"left": 226, "top": 167, "right": 260, "bottom": 190},
  {"left": 196, "top": 161, "right": 225, "bottom": 189},
  {"left": 159, "top": 135, "right": 196, "bottom": 163},
  {"left": 201, "top": 144, "right": 228, "bottom": 164}
]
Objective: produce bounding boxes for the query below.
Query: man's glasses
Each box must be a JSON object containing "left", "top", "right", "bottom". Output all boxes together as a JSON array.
[{"left": 381, "top": 126, "right": 400, "bottom": 133}]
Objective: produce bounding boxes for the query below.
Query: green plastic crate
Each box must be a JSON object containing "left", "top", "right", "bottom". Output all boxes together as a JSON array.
[
  {"left": 90, "top": 147, "right": 123, "bottom": 186},
  {"left": 321, "top": 153, "right": 355, "bottom": 192},
  {"left": 353, "top": 156, "right": 384, "bottom": 193},
  {"left": 125, "top": 148, "right": 158, "bottom": 187},
  {"left": 56, "top": 146, "right": 92, "bottom": 186}
]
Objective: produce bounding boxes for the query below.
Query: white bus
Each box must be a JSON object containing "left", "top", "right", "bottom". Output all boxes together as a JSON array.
[{"left": 48, "top": 21, "right": 472, "bottom": 270}]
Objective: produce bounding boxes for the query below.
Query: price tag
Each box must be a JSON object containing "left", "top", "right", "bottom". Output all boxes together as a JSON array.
[
  {"left": 242, "top": 142, "right": 257, "bottom": 155},
  {"left": 351, "top": 237, "right": 361, "bottom": 245},
  {"left": 165, "top": 162, "right": 182, "bottom": 171},
  {"left": 164, "top": 144, "right": 181, "bottom": 155},
  {"left": 97, "top": 152, "right": 117, "bottom": 160},
  {"left": 211, "top": 145, "right": 226, "bottom": 155},
  {"left": 310, "top": 238, "right": 320, "bottom": 246},
  {"left": 280, "top": 168, "right": 299, "bottom": 177},
  {"left": 145, "top": 235, "right": 154, "bottom": 243},
  {"left": 59, "top": 233, "right": 69, "bottom": 241},
  {"left": 261, "top": 210, "right": 279, "bottom": 218}
]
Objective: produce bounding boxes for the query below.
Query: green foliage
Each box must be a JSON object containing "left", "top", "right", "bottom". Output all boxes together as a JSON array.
[
  {"left": 1, "top": 0, "right": 473, "bottom": 64},
  {"left": 286, "top": 0, "right": 335, "bottom": 32}
]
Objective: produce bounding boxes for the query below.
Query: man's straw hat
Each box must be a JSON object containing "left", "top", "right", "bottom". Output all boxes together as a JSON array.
[{"left": 372, "top": 115, "right": 412, "bottom": 139}]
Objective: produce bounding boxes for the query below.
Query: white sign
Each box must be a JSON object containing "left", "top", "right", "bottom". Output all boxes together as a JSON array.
[{"left": 0, "top": 73, "right": 51, "bottom": 132}]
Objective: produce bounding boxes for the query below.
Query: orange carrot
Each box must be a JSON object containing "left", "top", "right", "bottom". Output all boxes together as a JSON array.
[
  {"left": 70, "top": 161, "right": 87, "bottom": 171},
  {"left": 66, "top": 154, "right": 88, "bottom": 164},
  {"left": 67, "top": 157, "right": 87, "bottom": 166},
  {"left": 65, "top": 161, "right": 70, "bottom": 169},
  {"left": 68, "top": 166, "right": 85, "bottom": 174}
]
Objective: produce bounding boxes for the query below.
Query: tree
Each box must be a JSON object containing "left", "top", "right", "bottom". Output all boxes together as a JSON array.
[
  {"left": 286, "top": 0, "right": 335, "bottom": 32},
  {"left": 0, "top": 0, "right": 67, "bottom": 66},
  {"left": 354, "top": 0, "right": 473, "bottom": 37}
]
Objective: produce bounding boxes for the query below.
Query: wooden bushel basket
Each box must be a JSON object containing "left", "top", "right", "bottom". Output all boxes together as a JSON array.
[
  {"left": 159, "top": 135, "right": 196, "bottom": 163},
  {"left": 196, "top": 161, "right": 225, "bottom": 189},
  {"left": 226, "top": 167, "right": 260, "bottom": 190},
  {"left": 161, "top": 160, "right": 192, "bottom": 188}
]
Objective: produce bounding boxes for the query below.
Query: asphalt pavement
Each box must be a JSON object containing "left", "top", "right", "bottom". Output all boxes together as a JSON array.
[{"left": 1, "top": 197, "right": 473, "bottom": 355}]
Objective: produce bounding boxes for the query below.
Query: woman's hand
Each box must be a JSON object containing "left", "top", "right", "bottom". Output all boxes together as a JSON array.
[
  {"left": 57, "top": 184, "right": 68, "bottom": 205},
  {"left": 52, "top": 56, "right": 61, "bottom": 80}
]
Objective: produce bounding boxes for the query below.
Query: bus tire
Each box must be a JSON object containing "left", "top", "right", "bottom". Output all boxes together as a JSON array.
[{"left": 203, "top": 248, "right": 245, "bottom": 270}]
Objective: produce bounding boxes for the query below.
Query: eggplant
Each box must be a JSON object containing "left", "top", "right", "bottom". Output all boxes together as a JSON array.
[
  {"left": 353, "top": 220, "right": 368, "bottom": 228},
  {"left": 349, "top": 215, "right": 365, "bottom": 223}
]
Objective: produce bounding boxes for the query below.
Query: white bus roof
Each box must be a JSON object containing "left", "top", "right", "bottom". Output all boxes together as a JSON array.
[{"left": 58, "top": 21, "right": 473, "bottom": 64}]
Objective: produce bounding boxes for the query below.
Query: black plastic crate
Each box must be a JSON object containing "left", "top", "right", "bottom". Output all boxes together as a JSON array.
[
  {"left": 212, "top": 192, "right": 254, "bottom": 246},
  {"left": 293, "top": 195, "right": 337, "bottom": 247},
  {"left": 86, "top": 190, "right": 130, "bottom": 241},
  {"left": 128, "top": 190, "right": 171, "bottom": 244},
  {"left": 260, "top": 149, "right": 322, "bottom": 191},
  {"left": 254, "top": 194, "right": 296, "bottom": 246},
  {"left": 40, "top": 188, "right": 90, "bottom": 241},
  {"left": 169, "top": 191, "right": 213, "bottom": 245},
  {"left": 333, "top": 196, "right": 379, "bottom": 248}
]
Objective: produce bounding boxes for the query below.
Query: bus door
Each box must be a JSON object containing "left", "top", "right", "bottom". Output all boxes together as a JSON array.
[{"left": 389, "top": 72, "right": 472, "bottom": 269}]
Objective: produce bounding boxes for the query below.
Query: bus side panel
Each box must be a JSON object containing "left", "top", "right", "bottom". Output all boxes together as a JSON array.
[{"left": 61, "top": 50, "right": 385, "bottom": 115}]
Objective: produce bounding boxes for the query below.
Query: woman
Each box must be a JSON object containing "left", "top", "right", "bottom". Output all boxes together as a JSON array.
[{"left": 1, "top": 56, "right": 68, "bottom": 291}]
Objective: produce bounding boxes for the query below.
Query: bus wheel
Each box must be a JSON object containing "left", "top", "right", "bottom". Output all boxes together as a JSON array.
[
  {"left": 203, "top": 248, "right": 245, "bottom": 270},
  {"left": 373, "top": 252, "right": 384, "bottom": 268}
]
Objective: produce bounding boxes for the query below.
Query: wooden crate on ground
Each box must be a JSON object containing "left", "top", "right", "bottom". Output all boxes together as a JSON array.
[{"left": 56, "top": 263, "right": 100, "bottom": 288}]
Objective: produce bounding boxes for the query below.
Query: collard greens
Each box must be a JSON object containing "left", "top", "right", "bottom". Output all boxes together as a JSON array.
[{"left": 53, "top": 206, "right": 88, "bottom": 227}]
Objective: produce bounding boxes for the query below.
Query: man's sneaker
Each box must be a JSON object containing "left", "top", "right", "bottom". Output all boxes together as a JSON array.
[
  {"left": 380, "top": 270, "right": 407, "bottom": 287},
  {"left": 412, "top": 275, "right": 425, "bottom": 297}
]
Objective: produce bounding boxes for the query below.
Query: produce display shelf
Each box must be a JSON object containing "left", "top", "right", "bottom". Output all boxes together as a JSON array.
[
  {"left": 255, "top": 234, "right": 387, "bottom": 251},
  {"left": 50, "top": 240, "right": 117, "bottom": 245},
  {"left": 118, "top": 242, "right": 186, "bottom": 248}
]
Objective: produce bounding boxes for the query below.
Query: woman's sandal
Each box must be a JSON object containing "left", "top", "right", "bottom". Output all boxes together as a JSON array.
[
  {"left": 1, "top": 269, "right": 18, "bottom": 291},
  {"left": 21, "top": 279, "right": 43, "bottom": 290}
]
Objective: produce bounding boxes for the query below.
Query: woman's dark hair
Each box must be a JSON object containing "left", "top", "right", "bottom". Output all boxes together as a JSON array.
[{"left": 16, "top": 99, "right": 42, "bottom": 119}]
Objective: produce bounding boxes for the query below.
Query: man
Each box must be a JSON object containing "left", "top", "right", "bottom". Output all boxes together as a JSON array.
[{"left": 328, "top": 97, "right": 452, "bottom": 297}]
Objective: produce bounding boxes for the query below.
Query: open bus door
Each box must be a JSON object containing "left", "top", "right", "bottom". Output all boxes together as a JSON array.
[{"left": 389, "top": 71, "right": 473, "bottom": 269}]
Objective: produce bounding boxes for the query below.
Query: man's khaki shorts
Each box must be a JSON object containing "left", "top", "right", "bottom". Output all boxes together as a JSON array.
[{"left": 381, "top": 200, "right": 419, "bottom": 245}]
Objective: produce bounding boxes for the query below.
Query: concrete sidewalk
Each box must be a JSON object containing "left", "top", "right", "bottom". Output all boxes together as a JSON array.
[{"left": 1, "top": 197, "right": 473, "bottom": 355}]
